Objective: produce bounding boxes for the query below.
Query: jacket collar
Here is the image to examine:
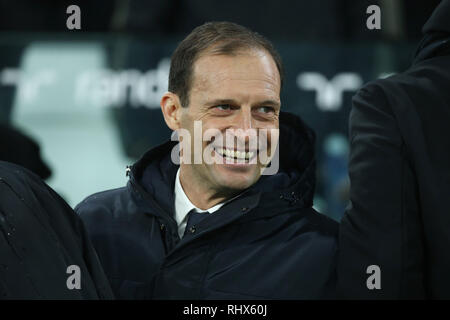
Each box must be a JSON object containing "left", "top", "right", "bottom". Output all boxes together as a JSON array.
[{"left": 414, "top": 0, "right": 450, "bottom": 63}]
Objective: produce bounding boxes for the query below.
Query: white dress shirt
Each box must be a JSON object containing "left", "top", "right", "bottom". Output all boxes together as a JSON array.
[{"left": 174, "top": 168, "right": 226, "bottom": 238}]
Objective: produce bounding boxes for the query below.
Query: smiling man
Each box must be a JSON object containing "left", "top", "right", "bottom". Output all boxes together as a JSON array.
[
  {"left": 76, "top": 22, "right": 338, "bottom": 299},
  {"left": 163, "top": 41, "right": 281, "bottom": 211}
]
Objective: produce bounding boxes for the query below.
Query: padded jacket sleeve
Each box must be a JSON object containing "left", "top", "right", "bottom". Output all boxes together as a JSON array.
[{"left": 337, "top": 85, "right": 426, "bottom": 299}]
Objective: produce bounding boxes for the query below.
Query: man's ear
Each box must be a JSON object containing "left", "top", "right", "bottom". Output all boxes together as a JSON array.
[{"left": 160, "top": 92, "right": 183, "bottom": 130}]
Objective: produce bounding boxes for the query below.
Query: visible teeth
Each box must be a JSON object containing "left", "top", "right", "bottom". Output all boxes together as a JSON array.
[{"left": 216, "top": 148, "right": 254, "bottom": 160}]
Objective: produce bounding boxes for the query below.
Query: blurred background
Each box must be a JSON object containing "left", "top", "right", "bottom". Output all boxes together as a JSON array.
[{"left": 0, "top": 0, "right": 442, "bottom": 220}]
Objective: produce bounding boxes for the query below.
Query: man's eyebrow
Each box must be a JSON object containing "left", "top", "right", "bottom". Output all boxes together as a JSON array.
[
  {"left": 254, "top": 100, "right": 281, "bottom": 108},
  {"left": 206, "top": 99, "right": 281, "bottom": 108},
  {"left": 206, "top": 99, "right": 239, "bottom": 106}
]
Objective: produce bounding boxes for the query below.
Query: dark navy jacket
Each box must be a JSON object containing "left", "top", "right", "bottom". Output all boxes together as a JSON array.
[{"left": 76, "top": 112, "right": 338, "bottom": 299}]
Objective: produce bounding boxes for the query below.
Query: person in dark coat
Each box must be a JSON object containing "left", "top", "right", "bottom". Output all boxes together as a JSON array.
[
  {"left": 0, "top": 161, "right": 114, "bottom": 299},
  {"left": 338, "top": 0, "right": 450, "bottom": 299},
  {"left": 76, "top": 22, "right": 338, "bottom": 300}
]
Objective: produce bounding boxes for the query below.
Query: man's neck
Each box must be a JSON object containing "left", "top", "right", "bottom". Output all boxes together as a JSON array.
[{"left": 179, "top": 165, "right": 232, "bottom": 210}]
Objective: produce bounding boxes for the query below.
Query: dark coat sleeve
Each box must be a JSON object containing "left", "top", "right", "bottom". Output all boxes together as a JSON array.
[
  {"left": 41, "top": 181, "right": 116, "bottom": 300},
  {"left": 337, "top": 84, "right": 426, "bottom": 299},
  {"left": 0, "top": 162, "right": 114, "bottom": 299}
]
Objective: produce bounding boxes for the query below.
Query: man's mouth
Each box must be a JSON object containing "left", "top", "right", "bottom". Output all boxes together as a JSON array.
[{"left": 214, "top": 147, "right": 256, "bottom": 161}]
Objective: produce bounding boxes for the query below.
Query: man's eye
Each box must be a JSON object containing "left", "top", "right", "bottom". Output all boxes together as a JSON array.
[
  {"left": 256, "top": 106, "right": 275, "bottom": 114},
  {"left": 215, "top": 105, "right": 232, "bottom": 111}
]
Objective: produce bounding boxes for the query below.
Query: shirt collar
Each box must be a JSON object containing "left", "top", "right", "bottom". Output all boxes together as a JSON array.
[{"left": 174, "top": 168, "right": 225, "bottom": 226}]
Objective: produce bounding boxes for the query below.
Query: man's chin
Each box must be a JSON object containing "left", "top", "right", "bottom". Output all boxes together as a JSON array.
[{"left": 212, "top": 166, "right": 261, "bottom": 191}]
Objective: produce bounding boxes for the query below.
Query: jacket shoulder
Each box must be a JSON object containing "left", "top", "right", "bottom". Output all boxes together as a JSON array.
[
  {"left": 75, "top": 185, "right": 131, "bottom": 225},
  {"left": 355, "top": 56, "right": 450, "bottom": 110},
  {"left": 0, "top": 161, "right": 44, "bottom": 187},
  {"left": 0, "top": 161, "right": 71, "bottom": 215},
  {"left": 353, "top": 77, "right": 396, "bottom": 107},
  {"left": 306, "top": 208, "right": 339, "bottom": 238}
]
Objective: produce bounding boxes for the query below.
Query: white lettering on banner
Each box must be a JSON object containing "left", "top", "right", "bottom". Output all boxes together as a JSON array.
[
  {"left": 0, "top": 59, "right": 169, "bottom": 110},
  {"left": 74, "top": 58, "right": 170, "bottom": 109},
  {"left": 0, "top": 68, "right": 56, "bottom": 104},
  {"left": 2, "top": 66, "right": 392, "bottom": 113},
  {"left": 296, "top": 72, "right": 363, "bottom": 111}
]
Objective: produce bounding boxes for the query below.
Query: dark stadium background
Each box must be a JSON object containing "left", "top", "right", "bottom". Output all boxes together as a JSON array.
[{"left": 0, "top": 0, "right": 441, "bottom": 220}]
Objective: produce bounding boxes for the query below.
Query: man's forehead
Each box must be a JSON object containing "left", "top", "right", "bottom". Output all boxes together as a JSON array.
[{"left": 191, "top": 51, "right": 281, "bottom": 94}]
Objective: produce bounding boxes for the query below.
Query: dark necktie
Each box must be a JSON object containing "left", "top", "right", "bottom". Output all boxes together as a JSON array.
[{"left": 184, "top": 209, "right": 209, "bottom": 237}]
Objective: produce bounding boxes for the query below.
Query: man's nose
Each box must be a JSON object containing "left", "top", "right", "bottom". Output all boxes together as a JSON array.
[
  {"left": 234, "top": 108, "right": 252, "bottom": 130},
  {"left": 227, "top": 108, "right": 257, "bottom": 147}
]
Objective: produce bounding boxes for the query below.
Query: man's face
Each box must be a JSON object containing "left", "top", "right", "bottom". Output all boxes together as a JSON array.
[{"left": 179, "top": 49, "right": 281, "bottom": 193}]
